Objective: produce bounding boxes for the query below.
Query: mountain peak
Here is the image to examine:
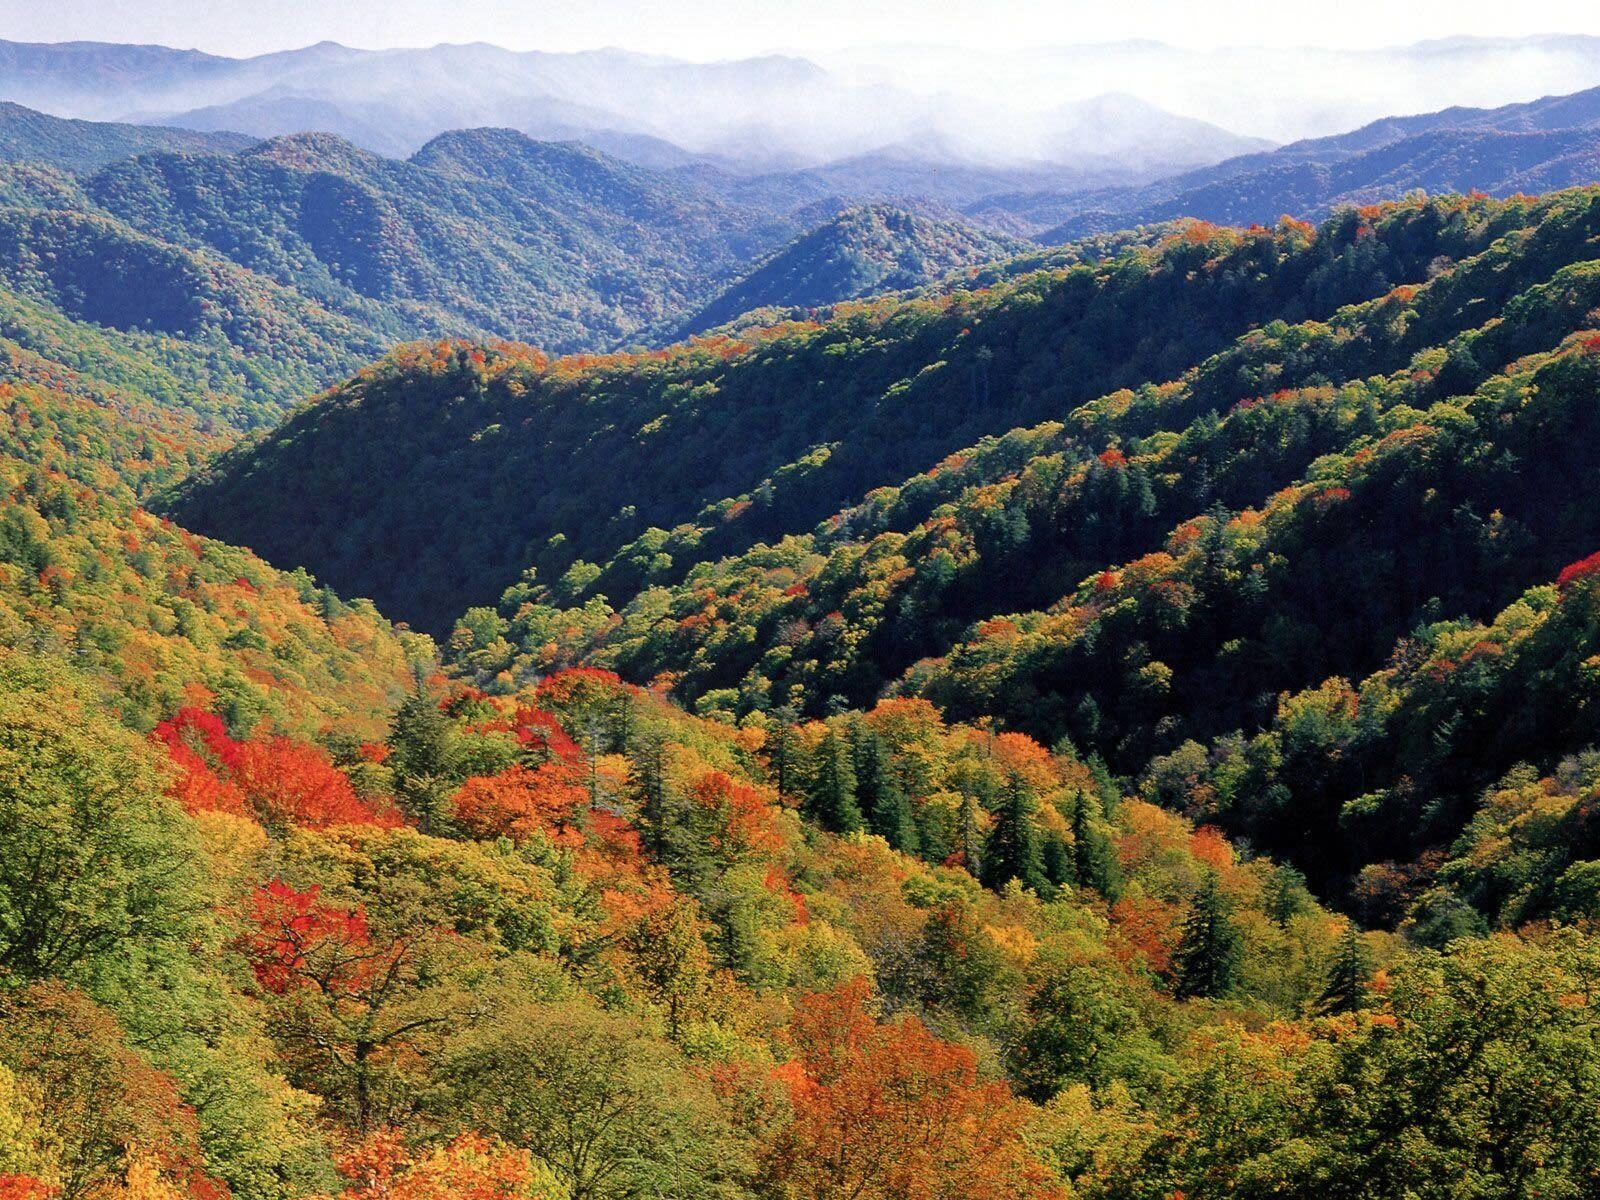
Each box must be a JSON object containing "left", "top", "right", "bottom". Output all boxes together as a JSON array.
[{"left": 243, "top": 130, "right": 379, "bottom": 173}]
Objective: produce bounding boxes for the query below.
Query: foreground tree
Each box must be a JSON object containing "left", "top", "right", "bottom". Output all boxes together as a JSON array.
[
  {"left": 436, "top": 1001, "right": 749, "bottom": 1200},
  {"left": 767, "top": 978, "right": 1059, "bottom": 1200},
  {"left": 0, "top": 659, "right": 203, "bottom": 980},
  {"left": 1172, "top": 871, "right": 1241, "bottom": 1000},
  {"left": 238, "top": 878, "right": 478, "bottom": 1131}
]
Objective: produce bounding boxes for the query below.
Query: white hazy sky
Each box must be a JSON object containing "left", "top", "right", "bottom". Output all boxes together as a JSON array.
[{"left": 2, "top": 0, "right": 1599, "bottom": 59}]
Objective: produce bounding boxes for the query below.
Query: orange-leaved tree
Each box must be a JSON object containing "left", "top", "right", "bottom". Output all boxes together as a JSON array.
[{"left": 768, "top": 978, "right": 1060, "bottom": 1200}]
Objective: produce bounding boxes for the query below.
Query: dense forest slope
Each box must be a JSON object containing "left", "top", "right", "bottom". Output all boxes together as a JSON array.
[
  {"left": 0, "top": 100, "right": 255, "bottom": 172},
  {"left": 8, "top": 142, "right": 1600, "bottom": 1197},
  {"left": 1033, "top": 84, "right": 1600, "bottom": 238},
  {"left": 0, "top": 373, "right": 415, "bottom": 735},
  {"left": 680, "top": 205, "right": 1030, "bottom": 334},
  {"left": 171, "top": 188, "right": 1600, "bottom": 928},
  {"left": 0, "top": 195, "right": 390, "bottom": 426},
  {"left": 0, "top": 107, "right": 1072, "bottom": 432},
  {"left": 168, "top": 202, "right": 1481, "bottom": 632},
  {"left": 4, "top": 316, "right": 1600, "bottom": 1200},
  {"left": 84, "top": 130, "right": 792, "bottom": 351}
]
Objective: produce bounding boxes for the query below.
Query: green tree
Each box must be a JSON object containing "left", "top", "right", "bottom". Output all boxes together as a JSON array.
[
  {"left": 1010, "top": 955, "right": 1146, "bottom": 1100},
  {"left": 982, "top": 775, "right": 1050, "bottom": 895},
  {"left": 388, "top": 673, "right": 457, "bottom": 833},
  {"left": 852, "top": 724, "right": 919, "bottom": 854},
  {"left": 1069, "top": 790, "right": 1123, "bottom": 901},
  {"left": 1315, "top": 922, "right": 1371, "bottom": 1015},
  {"left": 437, "top": 1001, "right": 750, "bottom": 1200},
  {"left": 1264, "top": 863, "right": 1314, "bottom": 926},
  {"left": 1173, "top": 870, "right": 1241, "bottom": 1000},
  {"left": 0, "top": 655, "right": 204, "bottom": 980},
  {"left": 807, "top": 729, "right": 864, "bottom": 834}
]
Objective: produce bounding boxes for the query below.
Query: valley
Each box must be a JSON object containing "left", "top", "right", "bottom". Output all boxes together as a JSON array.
[{"left": 4, "top": 24, "right": 1600, "bottom": 1200}]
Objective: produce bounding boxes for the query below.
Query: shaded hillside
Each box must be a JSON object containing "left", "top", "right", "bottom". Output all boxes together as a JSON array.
[
  {"left": 0, "top": 109, "right": 1039, "bottom": 431},
  {"left": 84, "top": 130, "right": 791, "bottom": 351},
  {"left": 0, "top": 196, "right": 387, "bottom": 426},
  {"left": 1034, "top": 83, "right": 1600, "bottom": 239},
  {"left": 682, "top": 205, "right": 1028, "bottom": 333},
  {"left": 429, "top": 188, "right": 1600, "bottom": 922},
  {"left": 165, "top": 198, "right": 1520, "bottom": 634},
  {"left": 0, "top": 100, "right": 254, "bottom": 172}
]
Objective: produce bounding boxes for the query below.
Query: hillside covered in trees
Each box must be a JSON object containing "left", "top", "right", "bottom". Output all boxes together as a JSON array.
[
  {"left": 6, "top": 328, "right": 1600, "bottom": 1198},
  {"left": 680, "top": 206, "right": 1030, "bottom": 335},
  {"left": 170, "top": 202, "right": 1471, "bottom": 630},
  {"left": 13, "top": 73, "right": 1600, "bottom": 1200},
  {"left": 173, "top": 185, "right": 1600, "bottom": 935}
]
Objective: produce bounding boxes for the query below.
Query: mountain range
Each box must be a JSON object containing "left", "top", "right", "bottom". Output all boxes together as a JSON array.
[
  {"left": 1035, "top": 81, "right": 1600, "bottom": 237},
  {"left": 0, "top": 37, "right": 1269, "bottom": 185},
  {"left": 8, "top": 31, "right": 1600, "bottom": 1200}
]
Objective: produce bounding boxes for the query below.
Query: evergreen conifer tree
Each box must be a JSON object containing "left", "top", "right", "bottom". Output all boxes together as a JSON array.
[
  {"left": 982, "top": 774, "right": 1050, "bottom": 895},
  {"left": 1317, "top": 922, "right": 1372, "bottom": 1015},
  {"left": 808, "top": 728, "right": 864, "bottom": 834},
  {"left": 1173, "top": 870, "right": 1241, "bottom": 1000}
]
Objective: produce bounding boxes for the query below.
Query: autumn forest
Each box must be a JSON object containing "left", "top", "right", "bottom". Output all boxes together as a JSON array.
[{"left": 5, "top": 16, "right": 1600, "bottom": 1200}]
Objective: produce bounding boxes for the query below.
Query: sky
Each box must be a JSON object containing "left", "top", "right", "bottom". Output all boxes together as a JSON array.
[{"left": 3, "top": 0, "right": 1600, "bottom": 60}]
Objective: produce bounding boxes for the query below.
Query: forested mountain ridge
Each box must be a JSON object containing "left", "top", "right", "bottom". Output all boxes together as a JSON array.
[
  {"left": 1035, "top": 83, "right": 1600, "bottom": 238},
  {"left": 0, "top": 106, "right": 1073, "bottom": 434},
  {"left": 82, "top": 130, "right": 793, "bottom": 352},
  {"left": 0, "top": 100, "right": 255, "bottom": 172},
  {"left": 679, "top": 205, "right": 1031, "bottom": 335},
  {"left": 0, "top": 191, "right": 390, "bottom": 427},
  {"left": 432, "top": 189, "right": 1600, "bottom": 917},
  {"left": 166, "top": 187, "right": 1600, "bottom": 934},
  {"left": 166, "top": 200, "right": 1483, "bottom": 634}
]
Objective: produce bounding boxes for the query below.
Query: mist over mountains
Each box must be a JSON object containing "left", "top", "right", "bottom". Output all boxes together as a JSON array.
[
  {"left": 0, "top": 36, "right": 1265, "bottom": 181},
  {"left": 7, "top": 34, "right": 1600, "bottom": 176},
  {"left": 823, "top": 35, "right": 1600, "bottom": 142}
]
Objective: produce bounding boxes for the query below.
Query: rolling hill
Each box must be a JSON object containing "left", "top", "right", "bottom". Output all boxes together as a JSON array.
[
  {"left": 1035, "top": 84, "right": 1600, "bottom": 238},
  {"left": 164, "top": 187, "right": 1600, "bottom": 924},
  {"left": 679, "top": 204, "right": 1030, "bottom": 334},
  {"left": 162, "top": 198, "right": 1516, "bottom": 635},
  {"left": 82, "top": 129, "right": 793, "bottom": 351},
  {"left": 0, "top": 100, "right": 255, "bottom": 172}
]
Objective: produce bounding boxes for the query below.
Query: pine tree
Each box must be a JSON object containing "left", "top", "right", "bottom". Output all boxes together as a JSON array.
[
  {"left": 982, "top": 775, "right": 1050, "bottom": 895},
  {"left": 633, "top": 734, "right": 671, "bottom": 861},
  {"left": 852, "top": 724, "right": 919, "bottom": 854},
  {"left": 1317, "top": 922, "right": 1371, "bottom": 1015},
  {"left": 1069, "top": 790, "right": 1123, "bottom": 901},
  {"left": 807, "top": 728, "right": 864, "bottom": 834},
  {"left": 955, "top": 787, "right": 983, "bottom": 879},
  {"left": 1265, "top": 863, "right": 1314, "bottom": 926},
  {"left": 388, "top": 673, "right": 455, "bottom": 834},
  {"left": 770, "top": 705, "right": 800, "bottom": 802},
  {"left": 1173, "top": 870, "right": 1241, "bottom": 1000},
  {"left": 1041, "top": 832, "right": 1073, "bottom": 890}
]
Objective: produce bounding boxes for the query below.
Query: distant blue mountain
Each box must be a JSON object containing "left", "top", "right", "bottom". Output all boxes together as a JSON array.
[{"left": 1034, "top": 85, "right": 1600, "bottom": 240}]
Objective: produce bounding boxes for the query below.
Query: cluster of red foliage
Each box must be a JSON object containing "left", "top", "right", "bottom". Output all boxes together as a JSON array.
[
  {"left": 451, "top": 764, "right": 586, "bottom": 845},
  {"left": 533, "top": 666, "right": 626, "bottom": 711},
  {"left": 689, "top": 769, "right": 783, "bottom": 856},
  {"left": 1557, "top": 550, "right": 1600, "bottom": 591},
  {"left": 1097, "top": 447, "right": 1128, "bottom": 469},
  {"left": 769, "top": 979, "right": 1061, "bottom": 1200},
  {"left": 0, "top": 1177, "right": 52, "bottom": 1200},
  {"left": 512, "top": 706, "right": 583, "bottom": 763},
  {"left": 153, "top": 708, "right": 400, "bottom": 829},
  {"left": 330, "top": 1129, "right": 538, "bottom": 1200},
  {"left": 241, "top": 880, "right": 373, "bottom": 996}
]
